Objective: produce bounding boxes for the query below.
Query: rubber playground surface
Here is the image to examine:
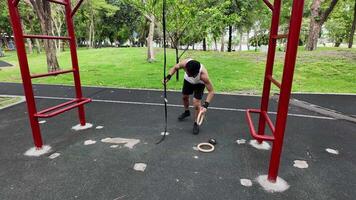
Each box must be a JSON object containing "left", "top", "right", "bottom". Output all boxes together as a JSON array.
[{"left": 0, "top": 82, "right": 355, "bottom": 200}]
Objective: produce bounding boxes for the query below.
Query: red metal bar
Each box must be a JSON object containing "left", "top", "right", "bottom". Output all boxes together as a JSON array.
[
  {"left": 267, "top": 0, "right": 305, "bottom": 182},
  {"left": 12, "top": 0, "right": 20, "bottom": 7},
  {"left": 7, "top": 0, "right": 43, "bottom": 148},
  {"left": 35, "top": 98, "right": 91, "bottom": 118},
  {"left": 272, "top": 34, "right": 288, "bottom": 39},
  {"left": 262, "top": 111, "right": 275, "bottom": 133},
  {"left": 64, "top": 0, "right": 87, "bottom": 126},
  {"left": 23, "top": 34, "right": 71, "bottom": 40},
  {"left": 257, "top": 0, "right": 283, "bottom": 142},
  {"left": 246, "top": 109, "right": 275, "bottom": 141},
  {"left": 47, "top": 0, "right": 67, "bottom": 5},
  {"left": 262, "top": 0, "right": 274, "bottom": 11},
  {"left": 71, "top": 0, "right": 84, "bottom": 17},
  {"left": 31, "top": 69, "right": 75, "bottom": 79},
  {"left": 267, "top": 75, "right": 281, "bottom": 89}
]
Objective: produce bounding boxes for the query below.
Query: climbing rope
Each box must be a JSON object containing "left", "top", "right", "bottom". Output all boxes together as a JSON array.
[{"left": 156, "top": 0, "right": 168, "bottom": 144}]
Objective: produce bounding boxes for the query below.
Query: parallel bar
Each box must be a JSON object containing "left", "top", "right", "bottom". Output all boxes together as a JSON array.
[
  {"left": 23, "top": 34, "right": 71, "bottom": 40},
  {"left": 7, "top": 0, "right": 44, "bottom": 148},
  {"left": 246, "top": 109, "right": 275, "bottom": 141},
  {"left": 31, "top": 69, "right": 75, "bottom": 79},
  {"left": 12, "top": 0, "right": 20, "bottom": 7},
  {"left": 47, "top": 0, "right": 67, "bottom": 5},
  {"left": 267, "top": 0, "right": 305, "bottom": 182},
  {"left": 262, "top": 0, "right": 274, "bottom": 11},
  {"left": 71, "top": 0, "right": 84, "bottom": 17},
  {"left": 272, "top": 34, "right": 288, "bottom": 39},
  {"left": 262, "top": 111, "right": 276, "bottom": 133},
  {"left": 267, "top": 75, "right": 281, "bottom": 89},
  {"left": 65, "top": 0, "right": 88, "bottom": 126},
  {"left": 35, "top": 98, "right": 91, "bottom": 118}
]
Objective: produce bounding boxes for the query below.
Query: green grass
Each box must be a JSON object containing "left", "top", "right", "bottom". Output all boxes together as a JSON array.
[{"left": 0, "top": 47, "right": 355, "bottom": 93}]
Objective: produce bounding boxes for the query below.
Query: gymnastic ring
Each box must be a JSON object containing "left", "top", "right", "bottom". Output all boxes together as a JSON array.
[
  {"left": 197, "top": 111, "right": 205, "bottom": 126},
  {"left": 197, "top": 143, "right": 215, "bottom": 153}
]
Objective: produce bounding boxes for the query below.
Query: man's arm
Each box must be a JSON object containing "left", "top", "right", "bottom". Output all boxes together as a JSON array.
[
  {"left": 166, "top": 59, "right": 189, "bottom": 80},
  {"left": 201, "top": 70, "right": 214, "bottom": 104}
]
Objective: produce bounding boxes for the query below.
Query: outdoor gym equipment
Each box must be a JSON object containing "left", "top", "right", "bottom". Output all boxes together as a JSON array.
[
  {"left": 7, "top": 0, "right": 89, "bottom": 149},
  {"left": 246, "top": 0, "right": 305, "bottom": 182},
  {"left": 7, "top": 0, "right": 305, "bottom": 186}
]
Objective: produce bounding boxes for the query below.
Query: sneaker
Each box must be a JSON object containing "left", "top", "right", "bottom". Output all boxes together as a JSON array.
[
  {"left": 178, "top": 110, "right": 190, "bottom": 121},
  {"left": 193, "top": 122, "right": 199, "bottom": 135}
]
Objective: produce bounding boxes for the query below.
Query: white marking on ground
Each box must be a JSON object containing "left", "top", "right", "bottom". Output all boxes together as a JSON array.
[
  {"left": 101, "top": 137, "right": 140, "bottom": 149},
  {"left": 133, "top": 163, "right": 147, "bottom": 172},
  {"left": 39, "top": 120, "right": 46, "bottom": 124},
  {"left": 0, "top": 95, "right": 25, "bottom": 110},
  {"left": 95, "top": 126, "right": 104, "bottom": 130},
  {"left": 240, "top": 179, "right": 253, "bottom": 187},
  {"left": 24, "top": 145, "right": 51, "bottom": 157},
  {"left": 236, "top": 139, "right": 246, "bottom": 144},
  {"left": 326, "top": 148, "right": 339, "bottom": 155},
  {"left": 72, "top": 123, "right": 93, "bottom": 131},
  {"left": 110, "top": 145, "right": 119, "bottom": 148},
  {"left": 176, "top": 179, "right": 180, "bottom": 182},
  {"left": 249, "top": 140, "right": 271, "bottom": 150},
  {"left": 49, "top": 152, "right": 61, "bottom": 159},
  {"left": 194, "top": 156, "right": 199, "bottom": 159},
  {"left": 32, "top": 95, "right": 335, "bottom": 120},
  {"left": 161, "top": 132, "right": 170, "bottom": 136},
  {"left": 256, "top": 175, "right": 290, "bottom": 193},
  {"left": 293, "top": 160, "right": 309, "bottom": 169},
  {"left": 84, "top": 140, "right": 96, "bottom": 145},
  {"left": 192, "top": 146, "right": 199, "bottom": 151},
  {"left": 194, "top": 172, "right": 199, "bottom": 174}
]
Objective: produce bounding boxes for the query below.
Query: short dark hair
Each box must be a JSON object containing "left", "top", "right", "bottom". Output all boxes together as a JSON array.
[{"left": 186, "top": 60, "right": 201, "bottom": 77}]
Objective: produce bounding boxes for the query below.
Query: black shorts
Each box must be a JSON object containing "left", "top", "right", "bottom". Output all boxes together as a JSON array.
[{"left": 182, "top": 79, "right": 205, "bottom": 100}]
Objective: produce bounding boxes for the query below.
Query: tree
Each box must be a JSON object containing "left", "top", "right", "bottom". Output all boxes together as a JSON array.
[
  {"left": 349, "top": 0, "right": 356, "bottom": 48},
  {"left": 325, "top": 0, "right": 353, "bottom": 47},
  {"left": 28, "top": 0, "right": 60, "bottom": 72},
  {"left": 127, "top": 0, "right": 159, "bottom": 62},
  {"left": 305, "top": 0, "right": 339, "bottom": 51}
]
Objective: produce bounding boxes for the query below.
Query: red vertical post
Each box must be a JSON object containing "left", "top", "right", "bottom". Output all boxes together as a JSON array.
[
  {"left": 257, "top": 0, "right": 283, "bottom": 142},
  {"left": 267, "top": 0, "right": 305, "bottom": 182},
  {"left": 64, "top": 0, "right": 86, "bottom": 126},
  {"left": 7, "top": 0, "right": 43, "bottom": 148}
]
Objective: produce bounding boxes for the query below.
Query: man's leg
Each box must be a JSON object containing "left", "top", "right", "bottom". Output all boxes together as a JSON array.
[
  {"left": 179, "top": 80, "right": 193, "bottom": 121},
  {"left": 183, "top": 95, "right": 190, "bottom": 111},
  {"left": 193, "top": 98, "right": 202, "bottom": 122}
]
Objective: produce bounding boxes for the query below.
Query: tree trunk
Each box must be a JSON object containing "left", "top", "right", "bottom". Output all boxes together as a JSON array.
[
  {"left": 29, "top": 0, "right": 59, "bottom": 71},
  {"left": 146, "top": 15, "right": 155, "bottom": 62},
  {"left": 306, "top": 0, "right": 339, "bottom": 51},
  {"left": 27, "top": 39, "right": 33, "bottom": 54},
  {"left": 239, "top": 32, "right": 243, "bottom": 51},
  {"left": 247, "top": 30, "right": 250, "bottom": 50},
  {"left": 203, "top": 38, "right": 207, "bottom": 51},
  {"left": 334, "top": 41, "right": 341, "bottom": 47},
  {"left": 228, "top": 25, "right": 232, "bottom": 52},
  {"left": 35, "top": 39, "right": 41, "bottom": 54},
  {"left": 220, "top": 32, "right": 225, "bottom": 52},
  {"left": 348, "top": 0, "right": 356, "bottom": 48},
  {"left": 213, "top": 37, "right": 217, "bottom": 51},
  {"left": 192, "top": 44, "right": 195, "bottom": 50}
]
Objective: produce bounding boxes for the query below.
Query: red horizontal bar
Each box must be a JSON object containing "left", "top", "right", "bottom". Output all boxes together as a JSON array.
[
  {"left": 246, "top": 109, "right": 275, "bottom": 141},
  {"left": 47, "top": 0, "right": 67, "bottom": 5},
  {"left": 31, "top": 69, "right": 75, "bottom": 79},
  {"left": 34, "top": 98, "right": 91, "bottom": 118},
  {"left": 267, "top": 75, "right": 281, "bottom": 89},
  {"left": 272, "top": 34, "right": 288, "bottom": 39},
  {"left": 23, "top": 34, "right": 71, "bottom": 40},
  {"left": 71, "top": 0, "right": 84, "bottom": 17},
  {"left": 262, "top": 0, "right": 274, "bottom": 11}
]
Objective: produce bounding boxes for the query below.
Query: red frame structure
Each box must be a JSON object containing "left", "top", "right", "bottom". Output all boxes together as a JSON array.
[
  {"left": 246, "top": 0, "right": 305, "bottom": 182},
  {"left": 7, "top": 0, "right": 89, "bottom": 149}
]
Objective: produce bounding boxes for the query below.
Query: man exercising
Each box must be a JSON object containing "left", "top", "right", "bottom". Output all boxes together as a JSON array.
[{"left": 164, "top": 58, "right": 214, "bottom": 135}]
